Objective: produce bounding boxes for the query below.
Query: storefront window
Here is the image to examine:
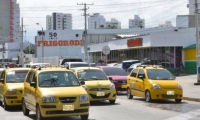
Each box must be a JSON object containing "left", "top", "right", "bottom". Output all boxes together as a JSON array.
[
  {"left": 150, "top": 48, "right": 154, "bottom": 64},
  {"left": 170, "top": 47, "right": 175, "bottom": 68},
  {"left": 175, "top": 47, "right": 182, "bottom": 68}
]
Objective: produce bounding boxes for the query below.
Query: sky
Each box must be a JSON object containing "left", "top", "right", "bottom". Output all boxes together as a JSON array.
[{"left": 17, "top": 0, "right": 189, "bottom": 43}]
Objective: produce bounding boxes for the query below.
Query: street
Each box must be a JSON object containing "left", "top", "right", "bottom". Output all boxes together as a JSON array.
[{"left": 1, "top": 93, "right": 200, "bottom": 120}]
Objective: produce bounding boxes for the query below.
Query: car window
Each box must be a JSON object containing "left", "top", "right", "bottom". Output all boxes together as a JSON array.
[
  {"left": 39, "top": 71, "right": 80, "bottom": 87},
  {"left": 6, "top": 70, "right": 29, "bottom": 83},
  {"left": 70, "top": 64, "right": 89, "bottom": 68},
  {"left": 77, "top": 69, "right": 108, "bottom": 81},
  {"left": 26, "top": 72, "right": 34, "bottom": 84},
  {"left": 147, "top": 69, "right": 175, "bottom": 80},
  {"left": 130, "top": 69, "right": 138, "bottom": 77},
  {"left": 102, "top": 67, "right": 128, "bottom": 76},
  {"left": 137, "top": 69, "right": 146, "bottom": 79}
]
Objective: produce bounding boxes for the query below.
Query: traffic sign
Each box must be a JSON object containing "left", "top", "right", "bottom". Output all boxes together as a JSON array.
[{"left": 102, "top": 46, "right": 110, "bottom": 55}]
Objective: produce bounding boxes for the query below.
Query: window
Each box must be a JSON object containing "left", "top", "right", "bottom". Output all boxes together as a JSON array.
[
  {"left": 137, "top": 70, "right": 145, "bottom": 79},
  {"left": 6, "top": 70, "right": 29, "bottom": 83},
  {"left": 102, "top": 67, "right": 128, "bottom": 76},
  {"left": 147, "top": 69, "right": 175, "bottom": 80},
  {"left": 130, "top": 69, "right": 138, "bottom": 77},
  {"left": 26, "top": 72, "right": 33, "bottom": 83},
  {"left": 77, "top": 70, "right": 108, "bottom": 80}
]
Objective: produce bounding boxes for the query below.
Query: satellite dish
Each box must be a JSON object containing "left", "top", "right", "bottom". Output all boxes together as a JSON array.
[{"left": 102, "top": 46, "right": 110, "bottom": 55}]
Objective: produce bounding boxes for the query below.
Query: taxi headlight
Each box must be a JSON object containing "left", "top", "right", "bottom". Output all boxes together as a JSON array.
[
  {"left": 110, "top": 83, "right": 115, "bottom": 89},
  {"left": 153, "top": 84, "right": 161, "bottom": 89},
  {"left": 80, "top": 94, "right": 88, "bottom": 102},
  {"left": 178, "top": 84, "right": 182, "bottom": 90},
  {"left": 42, "top": 96, "right": 56, "bottom": 103},
  {"left": 82, "top": 85, "right": 88, "bottom": 90},
  {"left": 7, "top": 89, "right": 17, "bottom": 94}
]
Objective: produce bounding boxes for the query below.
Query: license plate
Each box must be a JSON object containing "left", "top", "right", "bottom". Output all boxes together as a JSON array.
[
  {"left": 167, "top": 91, "right": 174, "bottom": 95},
  {"left": 122, "top": 85, "right": 127, "bottom": 88},
  {"left": 96, "top": 92, "right": 105, "bottom": 96},
  {"left": 63, "top": 105, "right": 74, "bottom": 111}
]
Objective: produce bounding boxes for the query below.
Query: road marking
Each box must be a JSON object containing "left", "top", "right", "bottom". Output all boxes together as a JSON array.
[{"left": 165, "top": 109, "right": 200, "bottom": 120}]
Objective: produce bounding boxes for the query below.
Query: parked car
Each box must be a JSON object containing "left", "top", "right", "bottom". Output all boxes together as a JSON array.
[
  {"left": 127, "top": 65, "right": 183, "bottom": 103},
  {"left": 64, "top": 62, "right": 90, "bottom": 69},
  {"left": 97, "top": 66, "right": 128, "bottom": 93},
  {"left": 0, "top": 68, "right": 30, "bottom": 110},
  {"left": 70, "top": 67, "right": 117, "bottom": 104}
]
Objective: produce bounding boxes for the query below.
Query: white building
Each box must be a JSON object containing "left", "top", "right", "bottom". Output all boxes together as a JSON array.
[
  {"left": 88, "top": 13, "right": 106, "bottom": 29},
  {"left": 0, "top": 0, "right": 21, "bottom": 61},
  {"left": 129, "top": 15, "right": 145, "bottom": 28},
  {"left": 46, "top": 13, "right": 72, "bottom": 30},
  {"left": 105, "top": 18, "right": 121, "bottom": 29},
  {"left": 158, "top": 21, "right": 173, "bottom": 28}
]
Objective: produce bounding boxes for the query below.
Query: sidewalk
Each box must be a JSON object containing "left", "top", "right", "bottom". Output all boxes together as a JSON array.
[{"left": 176, "top": 75, "right": 200, "bottom": 102}]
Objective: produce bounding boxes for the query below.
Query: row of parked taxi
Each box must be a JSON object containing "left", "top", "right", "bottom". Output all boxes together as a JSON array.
[{"left": 0, "top": 63, "right": 183, "bottom": 120}]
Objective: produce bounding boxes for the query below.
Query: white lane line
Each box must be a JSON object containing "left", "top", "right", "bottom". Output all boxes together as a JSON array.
[{"left": 165, "top": 109, "right": 200, "bottom": 120}]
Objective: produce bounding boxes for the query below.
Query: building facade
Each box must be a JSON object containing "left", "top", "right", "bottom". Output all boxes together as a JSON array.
[
  {"left": 188, "top": 0, "right": 200, "bottom": 15},
  {"left": 158, "top": 21, "right": 173, "bottom": 28},
  {"left": 105, "top": 18, "right": 121, "bottom": 29},
  {"left": 88, "top": 13, "right": 106, "bottom": 29},
  {"left": 129, "top": 15, "right": 145, "bottom": 28},
  {"left": 46, "top": 13, "right": 72, "bottom": 30}
]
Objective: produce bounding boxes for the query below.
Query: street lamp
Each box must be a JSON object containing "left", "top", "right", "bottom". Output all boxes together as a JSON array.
[{"left": 36, "top": 23, "right": 44, "bottom": 63}]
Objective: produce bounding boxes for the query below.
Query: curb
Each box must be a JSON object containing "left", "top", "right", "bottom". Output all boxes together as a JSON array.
[{"left": 183, "top": 97, "right": 200, "bottom": 102}]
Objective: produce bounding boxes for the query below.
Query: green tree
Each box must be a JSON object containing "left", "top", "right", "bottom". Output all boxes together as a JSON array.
[{"left": 23, "top": 47, "right": 35, "bottom": 54}]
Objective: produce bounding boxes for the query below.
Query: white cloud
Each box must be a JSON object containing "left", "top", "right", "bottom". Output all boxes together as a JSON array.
[{"left": 17, "top": 0, "right": 189, "bottom": 43}]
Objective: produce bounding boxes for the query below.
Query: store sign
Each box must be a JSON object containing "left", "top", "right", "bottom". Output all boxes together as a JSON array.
[
  {"left": 127, "top": 38, "right": 143, "bottom": 47},
  {"left": 37, "top": 40, "right": 82, "bottom": 47}
]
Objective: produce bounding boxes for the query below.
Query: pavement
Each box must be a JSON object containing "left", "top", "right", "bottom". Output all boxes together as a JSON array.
[{"left": 176, "top": 74, "right": 200, "bottom": 102}]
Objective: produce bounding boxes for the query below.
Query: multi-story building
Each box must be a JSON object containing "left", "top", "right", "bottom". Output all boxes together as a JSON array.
[
  {"left": 0, "top": 0, "right": 21, "bottom": 62},
  {"left": 129, "top": 15, "right": 145, "bottom": 28},
  {"left": 158, "top": 21, "right": 173, "bottom": 28},
  {"left": 46, "top": 13, "right": 72, "bottom": 30},
  {"left": 88, "top": 13, "right": 106, "bottom": 29},
  {"left": 105, "top": 18, "right": 121, "bottom": 29}
]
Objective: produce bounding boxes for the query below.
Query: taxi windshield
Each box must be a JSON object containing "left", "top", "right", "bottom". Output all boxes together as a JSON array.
[
  {"left": 77, "top": 69, "right": 108, "bottom": 81},
  {"left": 6, "top": 70, "right": 28, "bottom": 83},
  {"left": 39, "top": 71, "right": 80, "bottom": 87},
  {"left": 146, "top": 69, "right": 175, "bottom": 80}
]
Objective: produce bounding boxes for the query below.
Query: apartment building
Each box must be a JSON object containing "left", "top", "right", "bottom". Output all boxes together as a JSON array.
[
  {"left": 129, "top": 15, "right": 145, "bottom": 28},
  {"left": 46, "top": 13, "right": 72, "bottom": 30},
  {"left": 88, "top": 13, "right": 106, "bottom": 29}
]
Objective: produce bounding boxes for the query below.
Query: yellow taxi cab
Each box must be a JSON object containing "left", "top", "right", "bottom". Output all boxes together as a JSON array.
[
  {"left": 0, "top": 68, "right": 30, "bottom": 110},
  {"left": 22, "top": 66, "right": 89, "bottom": 120},
  {"left": 127, "top": 65, "right": 183, "bottom": 103},
  {"left": 70, "top": 67, "right": 117, "bottom": 104}
]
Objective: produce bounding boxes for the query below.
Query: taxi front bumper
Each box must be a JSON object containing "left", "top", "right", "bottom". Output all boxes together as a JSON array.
[
  {"left": 40, "top": 101, "right": 89, "bottom": 117},
  {"left": 5, "top": 96, "right": 22, "bottom": 106},
  {"left": 150, "top": 88, "right": 183, "bottom": 100}
]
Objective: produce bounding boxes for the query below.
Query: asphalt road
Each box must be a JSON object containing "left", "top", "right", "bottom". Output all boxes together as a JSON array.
[{"left": 1, "top": 93, "right": 200, "bottom": 120}]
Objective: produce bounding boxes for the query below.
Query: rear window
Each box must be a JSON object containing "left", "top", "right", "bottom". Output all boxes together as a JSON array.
[{"left": 102, "top": 67, "right": 128, "bottom": 76}]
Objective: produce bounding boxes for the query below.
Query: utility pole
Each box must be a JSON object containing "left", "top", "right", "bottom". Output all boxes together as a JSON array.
[
  {"left": 77, "top": 3, "right": 93, "bottom": 63},
  {"left": 195, "top": 0, "right": 200, "bottom": 85},
  {"left": 19, "top": 18, "right": 25, "bottom": 66}
]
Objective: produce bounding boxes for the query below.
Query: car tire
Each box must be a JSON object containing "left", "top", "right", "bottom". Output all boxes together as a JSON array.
[
  {"left": 22, "top": 99, "right": 30, "bottom": 116},
  {"left": 145, "top": 90, "right": 152, "bottom": 102},
  {"left": 36, "top": 105, "right": 44, "bottom": 120},
  {"left": 80, "top": 114, "right": 89, "bottom": 120},
  {"left": 109, "top": 100, "right": 116, "bottom": 104},
  {"left": 2, "top": 98, "right": 9, "bottom": 111},
  {"left": 175, "top": 99, "right": 182, "bottom": 103},
  {"left": 127, "top": 88, "right": 133, "bottom": 99}
]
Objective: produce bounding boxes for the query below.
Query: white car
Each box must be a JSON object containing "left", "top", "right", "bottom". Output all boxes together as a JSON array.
[{"left": 64, "top": 62, "right": 90, "bottom": 69}]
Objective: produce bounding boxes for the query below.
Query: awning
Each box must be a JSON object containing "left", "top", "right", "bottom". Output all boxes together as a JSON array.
[{"left": 183, "top": 44, "right": 196, "bottom": 50}]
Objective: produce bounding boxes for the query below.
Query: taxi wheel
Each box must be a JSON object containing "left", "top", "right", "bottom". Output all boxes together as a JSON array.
[
  {"left": 36, "top": 105, "right": 44, "bottom": 120},
  {"left": 145, "top": 90, "right": 152, "bottom": 102},
  {"left": 22, "top": 99, "right": 29, "bottom": 116},
  {"left": 175, "top": 99, "right": 182, "bottom": 103},
  {"left": 127, "top": 88, "right": 133, "bottom": 99},
  {"left": 2, "top": 98, "right": 9, "bottom": 111},
  {"left": 80, "top": 114, "right": 89, "bottom": 120},
  {"left": 109, "top": 100, "right": 116, "bottom": 104}
]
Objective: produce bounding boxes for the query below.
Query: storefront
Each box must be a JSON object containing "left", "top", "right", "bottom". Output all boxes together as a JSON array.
[{"left": 84, "top": 28, "right": 196, "bottom": 73}]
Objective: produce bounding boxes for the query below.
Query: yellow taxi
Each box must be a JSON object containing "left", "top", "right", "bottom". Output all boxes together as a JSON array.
[
  {"left": 22, "top": 66, "right": 89, "bottom": 120},
  {"left": 0, "top": 68, "right": 30, "bottom": 110},
  {"left": 70, "top": 67, "right": 117, "bottom": 104},
  {"left": 127, "top": 65, "right": 183, "bottom": 103}
]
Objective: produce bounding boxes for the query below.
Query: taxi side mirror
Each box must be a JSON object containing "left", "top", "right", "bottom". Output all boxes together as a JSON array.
[
  {"left": 30, "top": 82, "right": 36, "bottom": 88},
  {"left": 80, "top": 81, "right": 85, "bottom": 85},
  {"left": 0, "top": 78, "right": 4, "bottom": 83},
  {"left": 138, "top": 75, "right": 144, "bottom": 80},
  {"left": 66, "top": 66, "right": 69, "bottom": 69}
]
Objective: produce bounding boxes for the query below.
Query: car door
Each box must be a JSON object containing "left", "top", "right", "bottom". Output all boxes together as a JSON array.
[
  {"left": 128, "top": 69, "right": 139, "bottom": 96},
  {"left": 24, "top": 70, "right": 35, "bottom": 111},
  {"left": 0, "top": 70, "right": 5, "bottom": 102},
  {"left": 136, "top": 69, "right": 146, "bottom": 97},
  {"left": 29, "top": 72, "right": 37, "bottom": 112}
]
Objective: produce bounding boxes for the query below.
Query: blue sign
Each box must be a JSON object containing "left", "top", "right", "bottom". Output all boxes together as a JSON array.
[{"left": 30, "top": 44, "right": 34, "bottom": 48}]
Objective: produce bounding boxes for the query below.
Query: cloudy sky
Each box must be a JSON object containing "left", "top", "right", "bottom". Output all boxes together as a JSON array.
[{"left": 17, "top": 0, "right": 189, "bottom": 43}]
